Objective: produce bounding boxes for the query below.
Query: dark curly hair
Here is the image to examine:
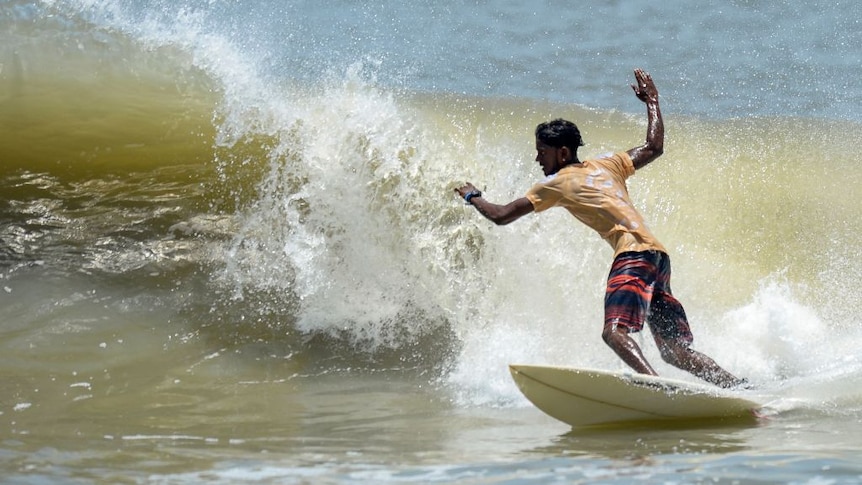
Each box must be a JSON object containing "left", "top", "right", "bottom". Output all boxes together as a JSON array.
[{"left": 535, "top": 119, "right": 585, "bottom": 151}]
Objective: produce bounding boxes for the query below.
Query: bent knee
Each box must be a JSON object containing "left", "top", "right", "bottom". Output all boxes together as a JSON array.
[
  {"left": 658, "top": 341, "right": 689, "bottom": 365},
  {"left": 660, "top": 348, "right": 681, "bottom": 365},
  {"left": 601, "top": 325, "right": 616, "bottom": 344},
  {"left": 602, "top": 323, "right": 631, "bottom": 345}
]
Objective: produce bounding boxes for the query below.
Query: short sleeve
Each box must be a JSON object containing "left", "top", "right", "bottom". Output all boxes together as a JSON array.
[
  {"left": 595, "top": 152, "right": 635, "bottom": 179},
  {"left": 525, "top": 178, "right": 564, "bottom": 212}
]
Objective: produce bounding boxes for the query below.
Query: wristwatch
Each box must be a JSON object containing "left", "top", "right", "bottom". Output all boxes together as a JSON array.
[{"left": 464, "top": 189, "right": 482, "bottom": 204}]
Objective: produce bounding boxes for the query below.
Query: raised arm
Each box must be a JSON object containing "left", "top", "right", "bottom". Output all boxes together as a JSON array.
[
  {"left": 454, "top": 182, "right": 534, "bottom": 225},
  {"left": 626, "top": 68, "right": 664, "bottom": 170}
]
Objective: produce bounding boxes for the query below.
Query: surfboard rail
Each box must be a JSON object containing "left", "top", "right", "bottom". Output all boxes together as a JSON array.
[{"left": 509, "top": 364, "right": 761, "bottom": 428}]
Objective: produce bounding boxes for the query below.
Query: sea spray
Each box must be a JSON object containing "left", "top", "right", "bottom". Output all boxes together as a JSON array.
[{"left": 216, "top": 67, "right": 458, "bottom": 354}]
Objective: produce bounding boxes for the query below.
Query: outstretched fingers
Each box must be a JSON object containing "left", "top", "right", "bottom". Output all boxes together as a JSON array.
[{"left": 631, "top": 68, "right": 658, "bottom": 102}]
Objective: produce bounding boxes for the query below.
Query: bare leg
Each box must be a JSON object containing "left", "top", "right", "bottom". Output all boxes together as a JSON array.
[
  {"left": 654, "top": 335, "right": 744, "bottom": 388},
  {"left": 602, "top": 325, "right": 659, "bottom": 376}
]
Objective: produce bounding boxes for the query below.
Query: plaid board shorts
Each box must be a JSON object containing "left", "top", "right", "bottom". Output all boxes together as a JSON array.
[{"left": 604, "top": 250, "right": 694, "bottom": 344}]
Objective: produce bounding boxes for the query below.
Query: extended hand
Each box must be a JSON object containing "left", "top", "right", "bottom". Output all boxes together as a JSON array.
[
  {"left": 631, "top": 68, "right": 658, "bottom": 104},
  {"left": 454, "top": 182, "right": 478, "bottom": 199}
]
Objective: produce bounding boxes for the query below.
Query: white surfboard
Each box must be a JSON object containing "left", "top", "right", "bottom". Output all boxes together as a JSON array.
[{"left": 509, "top": 364, "right": 761, "bottom": 428}]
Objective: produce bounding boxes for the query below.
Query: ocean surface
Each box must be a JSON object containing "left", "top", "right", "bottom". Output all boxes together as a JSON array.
[{"left": 2, "top": 0, "right": 862, "bottom": 483}]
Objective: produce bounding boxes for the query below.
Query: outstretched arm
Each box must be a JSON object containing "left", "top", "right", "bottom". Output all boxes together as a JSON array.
[
  {"left": 454, "top": 182, "right": 534, "bottom": 225},
  {"left": 626, "top": 68, "right": 664, "bottom": 170}
]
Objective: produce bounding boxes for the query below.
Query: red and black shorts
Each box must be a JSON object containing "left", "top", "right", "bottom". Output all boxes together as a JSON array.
[{"left": 604, "top": 250, "right": 694, "bottom": 345}]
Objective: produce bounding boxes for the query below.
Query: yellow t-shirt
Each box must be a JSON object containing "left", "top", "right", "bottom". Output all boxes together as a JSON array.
[{"left": 525, "top": 152, "right": 667, "bottom": 257}]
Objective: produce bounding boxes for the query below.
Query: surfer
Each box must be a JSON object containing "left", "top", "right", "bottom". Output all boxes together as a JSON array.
[{"left": 454, "top": 68, "right": 746, "bottom": 389}]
